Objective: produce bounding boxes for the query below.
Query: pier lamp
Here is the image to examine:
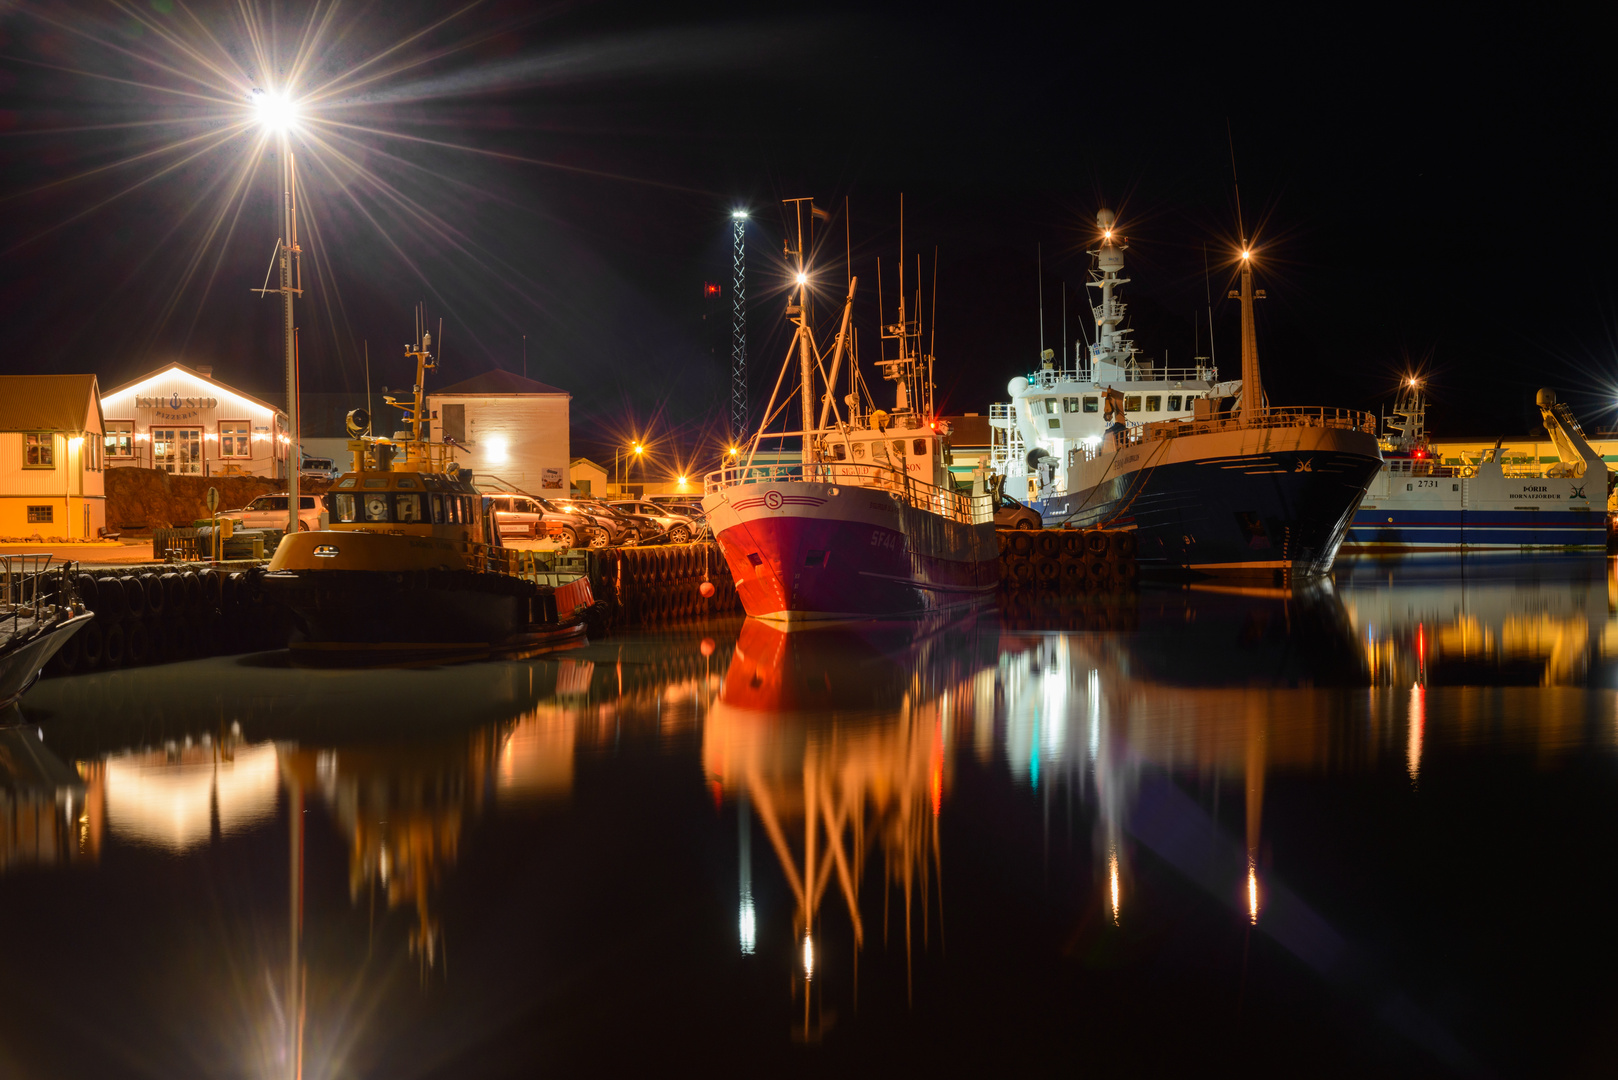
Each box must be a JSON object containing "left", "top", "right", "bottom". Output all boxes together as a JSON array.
[
  {"left": 252, "top": 84, "right": 304, "bottom": 533},
  {"left": 731, "top": 209, "right": 749, "bottom": 221}
]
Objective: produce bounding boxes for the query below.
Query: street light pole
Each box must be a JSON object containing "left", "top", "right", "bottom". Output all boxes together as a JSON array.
[{"left": 280, "top": 146, "right": 302, "bottom": 534}]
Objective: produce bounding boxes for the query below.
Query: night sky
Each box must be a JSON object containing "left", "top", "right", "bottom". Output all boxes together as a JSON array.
[{"left": 1, "top": 2, "right": 1612, "bottom": 470}]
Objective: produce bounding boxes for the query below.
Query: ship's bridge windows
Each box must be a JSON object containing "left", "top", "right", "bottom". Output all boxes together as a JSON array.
[
  {"left": 363, "top": 493, "right": 391, "bottom": 522},
  {"left": 1083, "top": 397, "right": 1099, "bottom": 413},
  {"left": 852, "top": 442, "right": 867, "bottom": 460},
  {"left": 336, "top": 477, "right": 356, "bottom": 489},
  {"left": 395, "top": 476, "right": 419, "bottom": 488},
  {"left": 891, "top": 439, "right": 907, "bottom": 455},
  {"left": 1145, "top": 395, "right": 1161, "bottom": 411},
  {"left": 1167, "top": 394, "right": 1183, "bottom": 410},
  {"left": 431, "top": 494, "right": 445, "bottom": 523},
  {"left": 913, "top": 439, "right": 927, "bottom": 456},
  {"left": 1125, "top": 395, "right": 1142, "bottom": 411},
  {"left": 396, "top": 494, "right": 424, "bottom": 523},
  {"left": 1044, "top": 399, "right": 1058, "bottom": 414},
  {"left": 332, "top": 494, "right": 358, "bottom": 523},
  {"left": 1063, "top": 397, "right": 1081, "bottom": 413},
  {"left": 829, "top": 442, "right": 847, "bottom": 461},
  {"left": 362, "top": 478, "right": 389, "bottom": 489},
  {"left": 1048, "top": 418, "right": 1061, "bottom": 430}
]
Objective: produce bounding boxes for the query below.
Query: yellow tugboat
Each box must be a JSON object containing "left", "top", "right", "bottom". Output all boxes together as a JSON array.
[{"left": 263, "top": 321, "right": 594, "bottom": 663}]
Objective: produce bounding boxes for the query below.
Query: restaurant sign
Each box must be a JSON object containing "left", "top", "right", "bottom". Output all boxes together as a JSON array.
[{"left": 136, "top": 394, "right": 219, "bottom": 410}]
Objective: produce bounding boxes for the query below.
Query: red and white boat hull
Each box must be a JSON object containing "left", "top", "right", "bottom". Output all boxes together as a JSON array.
[{"left": 703, "top": 481, "right": 999, "bottom": 623}]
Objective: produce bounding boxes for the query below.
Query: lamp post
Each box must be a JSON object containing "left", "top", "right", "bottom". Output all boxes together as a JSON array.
[{"left": 251, "top": 87, "right": 302, "bottom": 534}]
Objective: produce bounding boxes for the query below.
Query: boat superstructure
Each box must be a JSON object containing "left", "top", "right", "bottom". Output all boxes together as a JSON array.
[
  {"left": 994, "top": 210, "right": 1384, "bottom": 577},
  {"left": 1341, "top": 382, "right": 1609, "bottom": 553},
  {"left": 702, "top": 200, "right": 998, "bottom": 622},
  {"left": 264, "top": 316, "right": 592, "bottom": 660}
]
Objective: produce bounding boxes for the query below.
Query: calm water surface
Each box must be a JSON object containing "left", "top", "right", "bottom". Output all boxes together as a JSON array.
[{"left": 4, "top": 557, "right": 1618, "bottom": 1078}]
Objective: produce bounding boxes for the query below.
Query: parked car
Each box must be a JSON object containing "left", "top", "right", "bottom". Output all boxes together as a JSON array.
[
  {"left": 547, "top": 498, "right": 640, "bottom": 546},
  {"left": 488, "top": 495, "right": 546, "bottom": 539},
  {"left": 608, "top": 500, "right": 697, "bottom": 543},
  {"left": 299, "top": 457, "right": 339, "bottom": 480},
  {"left": 994, "top": 493, "right": 1042, "bottom": 530},
  {"left": 220, "top": 493, "right": 327, "bottom": 532},
  {"left": 532, "top": 497, "right": 611, "bottom": 548},
  {"left": 583, "top": 500, "right": 667, "bottom": 544}
]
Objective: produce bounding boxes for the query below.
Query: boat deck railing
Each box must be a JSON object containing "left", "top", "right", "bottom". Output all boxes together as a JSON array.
[
  {"left": 1, "top": 554, "right": 67, "bottom": 641},
  {"left": 1125, "top": 405, "right": 1377, "bottom": 447},
  {"left": 1025, "top": 364, "right": 1217, "bottom": 388},
  {"left": 705, "top": 461, "right": 994, "bottom": 526}
]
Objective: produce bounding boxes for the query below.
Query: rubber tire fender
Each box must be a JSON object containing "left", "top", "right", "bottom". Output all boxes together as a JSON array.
[
  {"left": 78, "top": 620, "right": 105, "bottom": 670},
  {"left": 119, "top": 575, "right": 146, "bottom": 618},
  {"left": 101, "top": 621, "right": 126, "bottom": 669}
]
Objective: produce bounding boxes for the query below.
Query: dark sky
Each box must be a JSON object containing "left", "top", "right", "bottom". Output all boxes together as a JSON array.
[{"left": 1, "top": 2, "right": 1613, "bottom": 470}]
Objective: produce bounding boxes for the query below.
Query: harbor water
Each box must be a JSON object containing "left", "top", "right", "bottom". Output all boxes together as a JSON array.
[{"left": 4, "top": 557, "right": 1618, "bottom": 1077}]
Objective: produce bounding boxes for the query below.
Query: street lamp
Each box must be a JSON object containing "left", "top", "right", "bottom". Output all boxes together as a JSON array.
[{"left": 252, "top": 86, "right": 303, "bottom": 533}]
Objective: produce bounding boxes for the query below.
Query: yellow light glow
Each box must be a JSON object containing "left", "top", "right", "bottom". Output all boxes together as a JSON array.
[
  {"left": 802, "top": 932, "right": 814, "bottom": 980},
  {"left": 484, "top": 435, "right": 508, "bottom": 464},
  {"left": 795, "top": 272, "right": 808, "bottom": 287},
  {"left": 69, "top": 436, "right": 84, "bottom": 448},
  {"left": 1408, "top": 377, "right": 1420, "bottom": 387},
  {"left": 1248, "top": 863, "right": 1259, "bottom": 924},
  {"left": 633, "top": 443, "right": 643, "bottom": 456},
  {"left": 677, "top": 475, "right": 687, "bottom": 484},
  {"left": 1109, "top": 852, "right": 1120, "bottom": 924},
  {"left": 727, "top": 446, "right": 739, "bottom": 456},
  {"left": 1103, "top": 229, "right": 1112, "bottom": 240},
  {"left": 1241, "top": 249, "right": 1250, "bottom": 260}
]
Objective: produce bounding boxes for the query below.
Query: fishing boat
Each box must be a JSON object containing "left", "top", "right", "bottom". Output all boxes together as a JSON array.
[
  {"left": 262, "top": 318, "right": 593, "bottom": 663},
  {"left": 1340, "top": 382, "right": 1609, "bottom": 553},
  {"left": 701, "top": 200, "right": 999, "bottom": 623},
  {"left": 991, "top": 209, "right": 1384, "bottom": 577},
  {"left": 0, "top": 555, "right": 90, "bottom": 709}
]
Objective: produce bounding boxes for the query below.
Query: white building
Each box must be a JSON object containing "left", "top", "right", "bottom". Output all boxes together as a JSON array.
[
  {"left": 425, "top": 371, "right": 570, "bottom": 497},
  {"left": 100, "top": 363, "right": 289, "bottom": 479},
  {"left": 0, "top": 374, "right": 107, "bottom": 538}
]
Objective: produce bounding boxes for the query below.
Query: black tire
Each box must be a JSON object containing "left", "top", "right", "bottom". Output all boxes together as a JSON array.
[
  {"left": 143, "top": 572, "right": 165, "bottom": 615},
  {"left": 147, "top": 621, "right": 170, "bottom": 664},
  {"left": 76, "top": 573, "right": 99, "bottom": 612},
  {"left": 298, "top": 520, "right": 311, "bottom": 532},
  {"left": 78, "top": 621, "right": 105, "bottom": 671},
  {"left": 160, "top": 572, "right": 183, "bottom": 614},
  {"left": 669, "top": 525, "right": 691, "bottom": 544},
  {"left": 119, "top": 575, "right": 145, "bottom": 618},
  {"left": 557, "top": 526, "right": 579, "bottom": 549},
  {"left": 124, "top": 621, "right": 150, "bottom": 666},
  {"left": 1016, "top": 518, "right": 1035, "bottom": 530},
  {"left": 589, "top": 529, "right": 609, "bottom": 549},
  {"left": 180, "top": 572, "right": 201, "bottom": 612},
  {"left": 97, "top": 575, "right": 127, "bottom": 620},
  {"left": 101, "top": 621, "right": 126, "bottom": 669},
  {"left": 47, "top": 630, "right": 82, "bottom": 676}
]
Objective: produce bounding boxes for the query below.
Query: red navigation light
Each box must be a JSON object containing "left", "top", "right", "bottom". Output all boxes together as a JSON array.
[
  {"left": 703, "top": 282, "right": 720, "bottom": 297},
  {"left": 1412, "top": 448, "right": 1426, "bottom": 458}
]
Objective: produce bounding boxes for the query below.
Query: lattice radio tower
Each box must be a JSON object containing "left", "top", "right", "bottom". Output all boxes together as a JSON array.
[{"left": 730, "top": 209, "right": 748, "bottom": 442}]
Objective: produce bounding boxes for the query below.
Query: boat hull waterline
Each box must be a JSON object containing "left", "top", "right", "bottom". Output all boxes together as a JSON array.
[
  {"left": 1036, "top": 426, "right": 1384, "bottom": 576},
  {"left": 706, "top": 482, "right": 999, "bottom": 622}
]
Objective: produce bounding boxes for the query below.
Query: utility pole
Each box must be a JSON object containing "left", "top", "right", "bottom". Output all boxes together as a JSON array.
[{"left": 280, "top": 150, "right": 302, "bottom": 534}]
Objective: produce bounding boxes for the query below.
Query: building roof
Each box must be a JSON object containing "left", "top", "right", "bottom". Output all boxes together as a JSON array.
[
  {"left": 100, "top": 362, "right": 285, "bottom": 416},
  {"left": 0, "top": 374, "right": 104, "bottom": 432},
  {"left": 570, "top": 457, "right": 607, "bottom": 471},
  {"left": 432, "top": 370, "right": 568, "bottom": 396},
  {"left": 942, "top": 413, "right": 991, "bottom": 448}
]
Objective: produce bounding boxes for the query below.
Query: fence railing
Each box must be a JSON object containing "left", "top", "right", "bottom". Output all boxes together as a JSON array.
[
  {"left": 1026, "top": 364, "right": 1218, "bottom": 388},
  {"left": 1122, "top": 405, "right": 1378, "bottom": 447},
  {"left": 705, "top": 461, "right": 994, "bottom": 526}
]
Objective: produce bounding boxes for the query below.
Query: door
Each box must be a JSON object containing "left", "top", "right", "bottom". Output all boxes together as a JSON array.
[{"left": 152, "top": 427, "right": 203, "bottom": 475}]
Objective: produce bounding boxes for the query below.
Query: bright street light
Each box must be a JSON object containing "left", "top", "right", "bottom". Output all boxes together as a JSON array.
[
  {"left": 795, "top": 272, "right": 807, "bottom": 286},
  {"left": 250, "top": 87, "right": 297, "bottom": 133},
  {"left": 731, "top": 209, "right": 748, "bottom": 220}
]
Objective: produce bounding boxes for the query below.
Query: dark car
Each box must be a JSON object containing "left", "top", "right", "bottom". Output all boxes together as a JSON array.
[
  {"left": 580, "top": 499, "right": 667, "bottom": 545},
  {"left": 608, "top": 500, "right": 697, "bottom": 543},
  {"left": 549, "top": 498, "right": 643, "bottom": 546}
]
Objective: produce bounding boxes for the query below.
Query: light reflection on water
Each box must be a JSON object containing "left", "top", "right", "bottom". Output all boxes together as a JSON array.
[{"left": 2, "top": 561, "right": 1618, "bottom": 1074}]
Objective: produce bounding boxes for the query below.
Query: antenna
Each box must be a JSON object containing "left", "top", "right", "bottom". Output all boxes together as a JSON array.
[
  {"left": 363, "top": 340, "right": 373, "bottom": 436},
  {"left": 1203, "top": 243, "right": 1217, "bottom": 369},
  {"left": 522, "top": 334, "right": 527, "bottom": 379},
  {"left": 1226, "top": 118, "right": 1247, "bottom": 247},
  {"left": 1061, "top": 283, "right": 1067, "bottom": 368},
  {"left": 1037, "top": 244, "right": 1044, "bottom": 358}
]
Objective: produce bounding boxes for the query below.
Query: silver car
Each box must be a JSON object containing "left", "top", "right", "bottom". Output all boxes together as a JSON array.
[{"left": 220, "top": 493, "right": 326, "bottom": 532}]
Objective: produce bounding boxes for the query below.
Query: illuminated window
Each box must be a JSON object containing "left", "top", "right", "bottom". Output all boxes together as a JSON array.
[
  {"left": 1063, "top": 397, "right": 1081, "bottom": 413},
  {"left": 26, "top": 505, "right": 52, "bottom": 523},
  {"left": 1167, "top": 395, "right": 1183, "bottom": 410},
  {"left": 1125, "top": 396, "right": 1142, "bottom": 412},
  {"left": 23, "top": 433, "right": 53, "bottom": 468},
  {"left": 1044, "top": 399, "right": 1057, "bottom": 414},
  {"left": 107, "top": 423, "right": 133, "bottom": 459},
  {"left": 1083, "top": 397, "right": 1099, "bottom": 413},
  {"left": 219, "top": 420, "right": 250, "bottom": 458},
  {"left": 333, "top": 494, "right": 358, "bottom": 522},
  {"left": 1145, "top": 395, "right": 1161, "bottom": 411}
]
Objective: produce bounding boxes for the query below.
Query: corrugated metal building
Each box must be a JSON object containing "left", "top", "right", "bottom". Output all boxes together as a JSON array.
[{"left": 0, "top": 374, "right": 107, "bottom": 538}]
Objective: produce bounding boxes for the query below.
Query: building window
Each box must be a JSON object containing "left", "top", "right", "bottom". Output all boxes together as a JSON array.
[
  {"left": 219, "top": 420, "right": 250, "bottom": 458},
  {"left": 1083, "top": 397, "right": 1099, "bottom": 413},
  {"left": 1145, "top": 395, "right": 1161, "bottom": 412},
  {"left": 27, "top": 505, "right": 53, "bottom": 524},
  {"left": 1167, "top": 395, "right": 1183, "bottom": 411},
  {"left": 24, "top": 433, "right": 53, "bottom": 468}
]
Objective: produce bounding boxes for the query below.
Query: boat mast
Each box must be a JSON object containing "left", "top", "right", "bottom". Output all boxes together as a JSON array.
[
  {"left": 1235, "top": 248, "right": 1267, "bottom": 416},
  {"left": 784, "top": 197, "right": 817, "bottom": 463}
]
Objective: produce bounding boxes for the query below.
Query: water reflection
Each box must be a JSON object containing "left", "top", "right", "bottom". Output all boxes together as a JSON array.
[
  {"left": 704, "top": 615, "right": 998, "bottom": 1037},
  {"left": 2, "top": 566, "right": 1617, "bottom": 1073}
]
